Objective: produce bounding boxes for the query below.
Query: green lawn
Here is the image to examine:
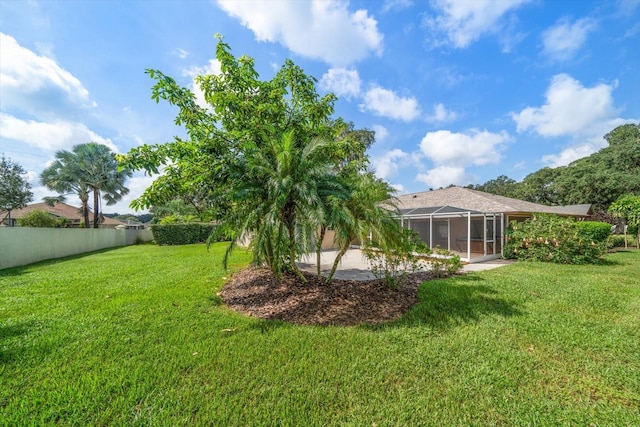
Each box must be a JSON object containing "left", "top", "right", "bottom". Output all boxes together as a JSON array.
[{"left": 1, "top": 244, "right": 639, "bottom": 426}]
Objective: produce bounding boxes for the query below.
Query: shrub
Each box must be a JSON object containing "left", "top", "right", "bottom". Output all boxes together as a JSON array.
[
  {"left": 504, "top": 214, "right": 605, "bottom": 264},
  {"left": 157, "top": 214, "right": 201, "bottom": 224},
  {"left": 428, "top": 246, "right": 462, "bottom": 278},
  {"left": 575, "top": 221, "right": 611, "bottom": 244},
  {"left": 363, "top": 230, "right": 462, "bottom": 288},
  {"left": 18, "top": 210, "right": 66, "bottom": 228},
  {"left": 607, "top": 234, "right": 639, "bottom": 249},
  {"left": 150, "top": 223, "right": 217, "bottom": 245},
  {"left": 363, "top": 229, "right": 430, "bottom": 288}
]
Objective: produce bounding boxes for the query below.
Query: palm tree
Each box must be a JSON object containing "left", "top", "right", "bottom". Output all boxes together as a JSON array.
[
  {"left": 41, "top": 143, "right": 131, "bottom": 228},
  {"left": 215, "top": 131, "right": 343, "bottom": 282},
  {"left": 324, "top": 172, "right": 403, "bottom": 283},
  {"left": 41, "top": 149, "right": 92, "bottom": 227},
  {"left": 76, "top": 143, "right": 131, "bottom": 228}
]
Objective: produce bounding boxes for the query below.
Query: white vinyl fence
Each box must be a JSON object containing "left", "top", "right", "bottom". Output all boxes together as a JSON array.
[{"left": 0, "top": 228, "right": 154, "bottom": 270}]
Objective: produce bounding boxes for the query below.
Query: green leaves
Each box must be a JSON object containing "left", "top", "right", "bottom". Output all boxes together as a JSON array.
[
  {"left": 504, "top": 214, "right": 606, "bottom": 264},
  {"left": 0, "top": 155, "right": 33, "bottom": 215},
  {"left": 41, "top": 143, "right": 131, "bottom": 228}
]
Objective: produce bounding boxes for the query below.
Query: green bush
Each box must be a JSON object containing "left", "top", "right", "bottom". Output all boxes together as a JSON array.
[
  {"left": 363, "top": 229, "right": 430, "bottom": 288},
  {"left": 428, "top": 246, "right": 463, "bottom": 278},
  {"left": 157, "top": 214, "right": 201, "bottom": 224},
  {"left": 575, "top": 221, "right": 611, "bottom": 243},
  {"left": 363, "top": 230, "right": 462, "bottom": 288},
  {"left": 18, "top": 210, "right": 66, "bottom": 228},
  {"left": 150, "top": 223, "right": 218, "bottom": 245},
  {"left": 504, "top": 214, "right": 605, "bottom": 264},
  {"left": 607, "top": 234, "right": 639, "bottom": 249}
]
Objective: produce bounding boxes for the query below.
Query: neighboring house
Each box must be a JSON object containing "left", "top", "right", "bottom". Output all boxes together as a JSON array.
[
  {"left": 115, "top": 220, "right": 146, "bottom": 230},
  {"left": 397, "top": 186, "right": 592, "bottom": 263},
  {"left": 0, "top": 201, "right": 124, "bottom": 229}
]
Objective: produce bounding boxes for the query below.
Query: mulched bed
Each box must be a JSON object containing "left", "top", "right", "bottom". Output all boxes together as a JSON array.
[{"left": 218, "top": 266, "right": 438, "bottom": 326}]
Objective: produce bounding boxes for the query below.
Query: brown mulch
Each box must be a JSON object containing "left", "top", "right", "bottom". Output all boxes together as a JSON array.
[{"left": 218, "top": 266, "right": 438, "bottom": 326}]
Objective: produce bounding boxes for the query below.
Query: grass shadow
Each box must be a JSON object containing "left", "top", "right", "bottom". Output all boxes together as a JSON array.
[
  {"left": 372, "top": 274, "right": 523, "bottom": 331},
  {"left": 0, "top": 246, "right": 126, "bottom": 277},
  {"left": 0, "top": 320, "right": 38, "bottom": 364},
  {"left": 246, "top": 318, "right": 291, "bottom": 334}
]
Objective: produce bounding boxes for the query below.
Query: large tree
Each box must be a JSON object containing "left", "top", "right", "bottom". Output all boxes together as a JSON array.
[
  {"left": 41, "top": 143, "right": 131, "bottom": 228},
  {"left": 120, "top": 36, "right": 403, "bottom": 280},
  {"left": 0, "top": 155, "right": 34, "bottom": 226},
  {"left": 472, "top": 175, "right": 518, "bottom": 198}
]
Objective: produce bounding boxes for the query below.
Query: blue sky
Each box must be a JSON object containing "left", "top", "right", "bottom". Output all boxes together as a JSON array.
[{"left": 1, "top": 0, "right": 639, "bottom": 214}]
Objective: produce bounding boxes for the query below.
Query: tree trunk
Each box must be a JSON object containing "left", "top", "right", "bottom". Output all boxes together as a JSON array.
[
  {"left": 81, "top": 198, "right": 90, "bottom": 228},
  {"left": 325, "top": 240, "right": 351, "bottom": 284},
  {"left": 93, "top": 187, "right": 100, "bottom": 228},
  {"left": 316, "top": 225, "right": 326, "bottom": 278},
  {"left": 286, "top": 220, "right": 306, "bottom": 283}
]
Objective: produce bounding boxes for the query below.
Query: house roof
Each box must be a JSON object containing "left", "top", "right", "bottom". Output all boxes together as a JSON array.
[
  {"left": 1, "top": 202, "right": 123, "bottom": 225},
  {"left": 396, "top": 187, "right": 590, "bottom": 217},
  {"left": 399, "top": 205, "right": 483, "bottom": 216}
]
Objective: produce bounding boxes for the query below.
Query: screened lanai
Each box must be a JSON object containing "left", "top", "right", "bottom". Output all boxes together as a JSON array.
[{"left": 399, "top": 206, "right": 504, "bottom": 263}]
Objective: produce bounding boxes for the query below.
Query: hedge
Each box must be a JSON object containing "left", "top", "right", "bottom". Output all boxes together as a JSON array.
[
  {"left": 574, "top": 221, "right": 611, "bottom": 243},
  {"left": 150, "top": 223, "right": 217, "bottom": 245}
]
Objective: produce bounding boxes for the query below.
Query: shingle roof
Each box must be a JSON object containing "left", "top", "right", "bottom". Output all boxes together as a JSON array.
[
  {"left": 396, "top": 187, "right": 589, "bottom": 217},
  {"left": 399, "top": 205, "right": 483, "bottom": 216}
]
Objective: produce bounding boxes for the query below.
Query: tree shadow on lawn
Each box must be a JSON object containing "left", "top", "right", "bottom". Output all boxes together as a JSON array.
[
  {"left": 371, "top": 274, "right": 524, "bottom": 331},
  {"left": 0, "top": 320, "right": 43, "bottom": 364}
]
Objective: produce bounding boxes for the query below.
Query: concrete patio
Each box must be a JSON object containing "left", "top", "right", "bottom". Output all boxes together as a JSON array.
[{"left": 297, "top": 249, "right": 514, "bottom": 281}]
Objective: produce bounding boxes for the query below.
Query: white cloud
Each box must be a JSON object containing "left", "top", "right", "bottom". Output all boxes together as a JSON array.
[
  {"left": 423, "top": 0, "right": 531, "bottom": 48},
  {"left": 416, "top": 165, "right": 471, "bottom": 189},
  {"left": 360, "top": 86, "right": 421, "bottom": 121},
  {"left": 0, "top": 32, "right": 94, "bottom": 114},
  {"left": 542, "top": 17, "right": 596, "bottom": 61},
  {"left": 320, "top": 68, "right": 361, "bottom": 99},
  {"left": 216, "top": 0, "right": 383, "bottom": 66},
  {"left": 419, "top": 129, "right": 509, "bottom": 167},
  {"left": 172, "top": 48, "right": 189, "bottom": 59},
  {"left": 372, "top": 124, "right": 388, "bottom": 141},
  {"left": 104, "top": 174, "right": 156, "bottom": 214},
  {"left": 183, "top": 59, "right": 222, "bottom": 79},
  {"left": 425, "top": 103, "right": 457, "bottom": 123},
  {"left": 182, "top": 59, "right": 222, "bottom": 108},
  {"left": 513, "top": 75, "right": 637, "bottom": 166},
  {"left": 371, "top": 148, "right": 409, "bottom": 179},
  {"left": 512, "top": 74, "right": 617, "bottom": 137},
  {"left": 540, "top": 145, "right": 596, "bottom": 168},
  {"left": 382, "top": 0, "right": 413, "bottom": 13},
  {"left": 390, "top": 183, "right": 405, "bottom": 193},
  {"left": 0, "top": 113, "right": 119, "bottom": 153}
]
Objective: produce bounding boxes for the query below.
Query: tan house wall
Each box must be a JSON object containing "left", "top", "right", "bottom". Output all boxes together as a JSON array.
[{"left": 0, "top": 228, "right": 153, "bottom": 270}]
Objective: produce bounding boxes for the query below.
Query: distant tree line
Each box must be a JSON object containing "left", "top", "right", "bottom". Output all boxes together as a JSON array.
[{"left": 468, "top": 123, "right": 640, "bottom": 215}]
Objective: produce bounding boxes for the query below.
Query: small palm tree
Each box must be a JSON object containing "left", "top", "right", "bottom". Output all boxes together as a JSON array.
[
  {"left": 325, "top": 173, "right": 403, "bottom": 283},
  {"left": 216, "top": 131, "right": 343, "bottom": 282}
]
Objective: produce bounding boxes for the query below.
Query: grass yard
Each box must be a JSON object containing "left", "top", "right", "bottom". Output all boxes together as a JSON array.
[{"left": 1, "top": 244, "right": 639, "bottom": 426}]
